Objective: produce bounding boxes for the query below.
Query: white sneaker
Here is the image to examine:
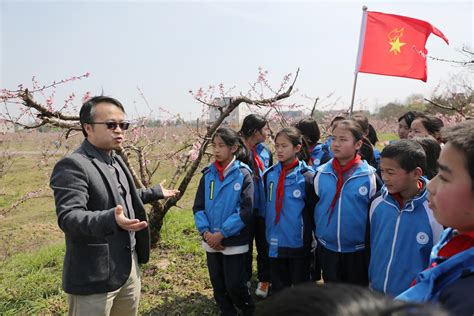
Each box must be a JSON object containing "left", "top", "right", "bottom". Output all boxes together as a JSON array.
[{"left": 255, "top": 282, "right": 270, "bottom": 299}]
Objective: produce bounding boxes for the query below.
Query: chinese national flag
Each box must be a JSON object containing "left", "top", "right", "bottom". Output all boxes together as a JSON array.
[{"left": 357, "top": 11, "right": 449, "bottom": 82}]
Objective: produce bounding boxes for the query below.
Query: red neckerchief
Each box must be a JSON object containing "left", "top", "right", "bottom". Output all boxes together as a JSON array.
[
  {"left": 275, "top": 158, "right": 299, "bottom": 224},
  {"left": 438, "top": 230, "right": 474, "bottom": 258},
  {"left": 392, "top": 180, "right": 423, "bottom": 208},
  {"left": 411, "top": 230, "right": 474, "bottom": 286},
  {"left": 308, "top": 145, "right": 316, "bottom": 166},
  {"left": 252, "top": 145, "right": 265, "bottom": 172},
  {"left": 214, "top": 160, "right": 231, "bottom": 182},
  {"left": 326, "top": 154, "right": 361, "bottom": 225}
]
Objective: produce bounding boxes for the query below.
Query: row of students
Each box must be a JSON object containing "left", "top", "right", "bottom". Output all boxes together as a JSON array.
[{"left": 193, "top": 117, "right": 473, "bottom": 315}]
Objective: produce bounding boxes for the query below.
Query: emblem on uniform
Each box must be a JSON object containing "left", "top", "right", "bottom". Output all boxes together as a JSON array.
[
  {"left": 359, "top": 186, "right": 368, "bottom": 196},
  {"left": 416, "top": 232, "right": 429, "bottom": 245}
]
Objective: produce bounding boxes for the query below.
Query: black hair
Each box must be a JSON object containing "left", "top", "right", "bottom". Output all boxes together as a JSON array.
[
  {"left": 212, "top": 127, "right": 249, "bottom": 164},
  {"left": 381, "top": 139, "right": 427, "bottom": 173},
  {"left": 367, "top": 124, "right": 379, "bottom": 146},
  {"left": 352, "top": 113, "right": 370, "bottom": 134},
  {"left": 334, "top": 119, "right": 374, "bottom": 163},
  {"left": 330, "top": 115, "right": 346, "bottom": 128},
  {"left": 332, "top": 119, "right": 364, "bottom": 142},
  {"left": 79, "top": 95, "right": 125, "bottom": 137},
  {"left": 294, "top": 118, "right": 322, "bottom": 162},
  {"left": 294, "top": 117, "right": 321, "bottom": 145},
  {"left": 239, "top": 114, "right": 267, "bottom": 139},
  {"left": 275, "top": 127, "right": 302, "bottom": 147},
  {"left": 412, "top": 113, "right": 444, "bottom": 142},
  {"left": 441, "top": 119, "right": 474, "bottom": 189},
  {"left": 255, "top": 283, "right": 448, "bottom": 316},
  {"left": 412, "top": 137, "right": 441, "bottom": 180},
  {"left": 398, "top": 111, "right": 419, "bottom": 128}
]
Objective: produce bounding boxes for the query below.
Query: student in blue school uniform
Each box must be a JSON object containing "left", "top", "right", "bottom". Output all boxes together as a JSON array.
[
  {"left": 193, "top": 127, "right": 255, "bottom": 316},
  {"left": 239, "top": 114, "right": 273, "bottom": 299},
  {"left": 294, "top": 117, "right": 331, "bottom": 282},
  {"left": 263, "top": 127, "right": 317, "bottom": 293},
  {"left": 323, "top": 115, "right": 346, "bottom": 158},
  {"left": 295, "top": 117, "right": 331, "bottom": 170},
  {"left": 314, "top": 119, "right": 379, "bottom": 286},
  {"left": 397, "top": 120, "right": 474, "bottom": 316},
  {"left": 368, "top": 140, "right": 443, "bottom": 297},
  {"left": 351, "top": 114, "right": 377, "bottom": 171}
]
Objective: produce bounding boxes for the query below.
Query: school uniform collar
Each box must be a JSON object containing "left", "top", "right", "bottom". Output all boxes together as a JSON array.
[
  {"left": 438, "top": 230, "right": 474, "bottom": 259},
  {"left": 275, "top": 160, "right": 303, "bottom": 176},
  {"left": 382, "top": 177, "right": 429, "bottom": 212},
  {"left": 210, "top": 157, "right": 239, "bottom": 177},
  {"left": 321, "top": 157, "right": 369, "bottom": 177}
]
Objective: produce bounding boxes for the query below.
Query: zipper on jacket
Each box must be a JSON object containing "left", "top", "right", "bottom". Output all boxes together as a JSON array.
[
  {"left": 337, "top": 173, "right": 373, "bottom": 252},
  {"left": 383, "top": 210, "right": 402, "bottom": 293}
]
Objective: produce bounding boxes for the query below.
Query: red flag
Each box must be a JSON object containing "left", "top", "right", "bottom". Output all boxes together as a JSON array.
[{"left": 356, "top": 11, "right": 449, "bottom": 82}]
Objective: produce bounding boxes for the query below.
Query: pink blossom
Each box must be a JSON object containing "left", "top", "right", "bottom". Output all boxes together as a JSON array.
[
  {"left": 82, "top": 91, "right": 91, "bottom": 102},
  {"left": 188, "top": 142, "right": 201, "bottom": 161}
]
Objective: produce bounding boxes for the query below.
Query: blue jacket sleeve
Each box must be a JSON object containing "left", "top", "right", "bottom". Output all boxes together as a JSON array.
[
  {"left": 192, "top": 175, "right": 210, "bottom": 235},
  {"left": 221, "top": 168, "right": 254, "bottom": 238}
]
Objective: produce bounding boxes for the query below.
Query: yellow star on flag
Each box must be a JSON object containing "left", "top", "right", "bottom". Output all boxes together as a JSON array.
[{"left": 389, "top": 37, "right": 406, "bottom": 55}]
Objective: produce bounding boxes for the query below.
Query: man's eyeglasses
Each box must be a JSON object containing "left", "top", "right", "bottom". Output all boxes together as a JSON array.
[{"left": 87, "top": 122, "right": 130, "bottom": 130}]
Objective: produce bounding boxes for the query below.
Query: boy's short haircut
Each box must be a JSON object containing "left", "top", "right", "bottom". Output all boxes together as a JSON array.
[
  {"left": 441, "top": 120, "right": 474, "bottom": 188},
  {"left": 381, "top": 139, "right": 427, "bottom": 173}
]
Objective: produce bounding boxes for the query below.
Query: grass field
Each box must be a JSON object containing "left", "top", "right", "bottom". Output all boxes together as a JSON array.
[{"left": 0, "top": 130, "right": 398, "bottom": 315}]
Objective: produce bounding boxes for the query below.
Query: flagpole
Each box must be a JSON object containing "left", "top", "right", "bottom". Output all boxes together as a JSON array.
[
  {"left": 349, "top": 73, "right": 359, "bottom": 116},
  {"left": 350, "top": 5, "right": 368, "bottom": 116}
]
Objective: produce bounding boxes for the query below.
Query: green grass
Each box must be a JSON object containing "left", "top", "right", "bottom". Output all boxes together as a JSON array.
[
  {"left": 0, "top": 208, "right": 220, "bottom": 315},
  {"left": 0, "top": 131, "right": 221, "bottom": 315},
  {"left": 0, "top": 244, "right": 66, "bottom": 315}
]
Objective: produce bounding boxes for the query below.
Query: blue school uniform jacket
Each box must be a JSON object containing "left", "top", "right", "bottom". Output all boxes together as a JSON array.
[
  {"left": 193, "top": 160, "right": 254, "bottom": 247},
  {"left": 314, "top": 159, "right": 378, "bottom": 253},
  {"left": 368, "top": 180, "right": 443, "bottom": 297},
  {"left": 308, "top": 143, "right": 331, "bottom": 170},
  {"left": 396, "top": 228, "right": 474, "bottom": 315},
  {"left": 251, "top": 143, "right": 273, "bottom": 217},
  {"left": 264, "top": 161, "right": 317, "bottom": 258},
  {"left": 324, "top": 137, "right": 334, "bottom": 158}
]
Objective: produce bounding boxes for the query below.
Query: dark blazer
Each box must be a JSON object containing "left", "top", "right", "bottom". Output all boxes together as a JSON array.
[{"left": 50, "top": 140, "right": 163, "bottom": 295}]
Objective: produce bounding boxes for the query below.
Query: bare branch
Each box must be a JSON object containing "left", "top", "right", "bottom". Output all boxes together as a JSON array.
[{"left": 424, "top": 97, "right": 473, "bottom": 119}]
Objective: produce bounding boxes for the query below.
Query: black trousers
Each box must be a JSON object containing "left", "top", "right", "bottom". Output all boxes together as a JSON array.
[
  {"left": 317, "top": 244, "right": 368, "bottom": 286},
  {"left": 246, "top": 214, "right": 271, "bottom": 282},
  {"left": 206, "top": 252, "right": 255, "bottom": 316},
  {"left": 269, "top": 256, "right": 310, "bottom": 293}
]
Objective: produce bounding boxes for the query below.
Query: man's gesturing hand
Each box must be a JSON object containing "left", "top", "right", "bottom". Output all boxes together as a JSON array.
[{"left": 114, "top": 205, "right": 148, "bottom": 231}]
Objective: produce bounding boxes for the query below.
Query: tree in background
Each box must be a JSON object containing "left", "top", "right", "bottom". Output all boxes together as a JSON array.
[{"left": 0, "top": 69, "right": 299, "bottom": 246}]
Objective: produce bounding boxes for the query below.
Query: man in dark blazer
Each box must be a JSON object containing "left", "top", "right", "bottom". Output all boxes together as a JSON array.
[{"left": 50, "top": 96, "right": 178, "bottom": 316}]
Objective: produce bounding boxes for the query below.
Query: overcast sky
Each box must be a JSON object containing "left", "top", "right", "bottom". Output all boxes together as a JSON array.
[{"left": 1, "top": 0, "right": 472, "bottom": 120}]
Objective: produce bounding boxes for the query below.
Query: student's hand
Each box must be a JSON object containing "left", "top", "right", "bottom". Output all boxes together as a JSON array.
[
  {"left": 160, "top": 180, "right": 180, "bottom": 198},
  {"left": 204, "top": 232, "right": 225, "bottom": 250},
  {"left": 115, "top": 205, "right": 148, "bottom": 232}
]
